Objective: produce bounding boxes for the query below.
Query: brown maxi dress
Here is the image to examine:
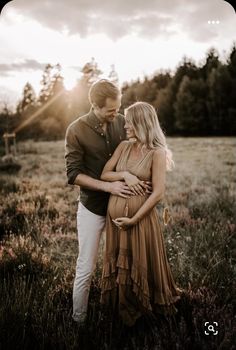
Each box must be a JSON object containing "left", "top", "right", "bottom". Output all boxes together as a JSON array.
[{"left": 100, "top": 141, "right": 181, "bottom": 326}]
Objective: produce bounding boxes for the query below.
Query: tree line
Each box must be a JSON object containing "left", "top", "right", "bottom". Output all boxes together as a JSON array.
[
  {"left": 0, "top": 45, "right": 235, "bottom": 143},
  {"left": 122, "top": 45, "right": 236, "bottom": 136}
]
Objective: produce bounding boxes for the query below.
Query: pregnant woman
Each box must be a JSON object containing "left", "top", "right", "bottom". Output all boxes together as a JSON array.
[{"left": 100, "top": 101, "right": 182, "bottom": 326}]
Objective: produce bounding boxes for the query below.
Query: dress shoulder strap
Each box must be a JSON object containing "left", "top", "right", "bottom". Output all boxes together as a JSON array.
[{"left": 116, "top": 141, "right": 134, "bottom": 170}]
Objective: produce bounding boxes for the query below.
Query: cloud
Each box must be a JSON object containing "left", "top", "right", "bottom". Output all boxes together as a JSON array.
[
  {"left": 0, "top": 59, "right": 47, "bottom": 76},
  {"left": 176, "top": 0, "right": 236, "bottom": 42},
  {"left": 0, "top": 85, "right": 19, "bottom": 107},
  {"left": 5, "top": 0, "right": 235, "bottom": 41}
]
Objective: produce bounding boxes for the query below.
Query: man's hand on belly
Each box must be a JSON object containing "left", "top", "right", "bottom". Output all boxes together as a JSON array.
[{"left": 105, "top": 181, "right": 134, "bottom": 198}]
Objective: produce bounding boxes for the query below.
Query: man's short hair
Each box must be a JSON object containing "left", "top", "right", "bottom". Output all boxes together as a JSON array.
[{"left": 89, "top": 79, "right": 120, "bottom": 108}]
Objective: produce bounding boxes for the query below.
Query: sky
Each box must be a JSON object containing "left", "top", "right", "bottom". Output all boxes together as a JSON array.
[{"left": 0, "top": 0, "right": 235, "bottom": 107}]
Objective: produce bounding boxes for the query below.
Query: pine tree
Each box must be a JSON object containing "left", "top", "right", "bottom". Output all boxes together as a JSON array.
[
  {"left": 206, "top": 65, "right": 232, "bottom": 135},
  {"left": 39, "top": 63, "right": 68, "bottom": 138},
  {"left": 174, "top": 76, "right": 208, "bottom": 135},
  {"left": 226, "top": 44, "right": 236, "bottom": 134},
  {"left": 201, "top": 48, "right": 220, "bottom": 80},
  {"left": 16, "top": 82, "right": 36, "bottom": 114},
  {"left": 50, "top": 63, "right": 65, "bottom": 97},
  {"left": 38, "top": 64, "right": 53, "bottom": 104},
  {"left": 108, "top": 64, "right": 119, "bottom": 85},
  {"left": 69, "top": 58, "right": 103, "bottom": 120},
  {"left": 0, "top": 102, "right": 14, "bottom": 137}
]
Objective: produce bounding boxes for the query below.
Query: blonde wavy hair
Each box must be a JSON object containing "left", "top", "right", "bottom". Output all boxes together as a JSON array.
[{"left": 125, "top": 101, "right": 174, "bottom": 171}]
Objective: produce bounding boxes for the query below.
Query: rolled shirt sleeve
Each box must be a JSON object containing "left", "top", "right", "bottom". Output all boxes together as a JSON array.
[
  {"left": 64, "top": 109, "right": 126, "bottom": 215},
  {"left": 65, "top": 124, "right": 85, "bottom": 185}
]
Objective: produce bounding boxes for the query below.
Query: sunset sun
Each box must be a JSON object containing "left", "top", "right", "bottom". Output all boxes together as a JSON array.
[{"left": 62, "top": 67, "right": 79, "bottom": 90}]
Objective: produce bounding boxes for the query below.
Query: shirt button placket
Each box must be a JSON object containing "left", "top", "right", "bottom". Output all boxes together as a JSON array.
[{"left": 105, "top": 136, "right": 112, "bottom": 156}]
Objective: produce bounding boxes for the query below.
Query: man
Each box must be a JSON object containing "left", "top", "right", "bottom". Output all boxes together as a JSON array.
[{"left": 65, "top": 79, "right": 133, "bottom": 324}]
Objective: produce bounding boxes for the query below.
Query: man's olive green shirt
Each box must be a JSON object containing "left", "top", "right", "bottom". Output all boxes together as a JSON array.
[{"left": 65, "top": 109, "right": 126, "bottom": 216}]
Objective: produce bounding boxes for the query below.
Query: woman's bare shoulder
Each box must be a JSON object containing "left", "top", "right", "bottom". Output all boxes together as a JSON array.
[
  {"left": 120, "top": 140, "right": 130, "bottom": 146},
  {"left": 113, "top": 140, "right": 130, "bottom": 155},
  {"left": 152, "top": 147, "right": 166, "bottom": 161},
  {"left": 118, "top": 140, "right": 132, "bottom": 149},
  {"left": 153, "top": 147, "right": 165, "bottom": 154}
]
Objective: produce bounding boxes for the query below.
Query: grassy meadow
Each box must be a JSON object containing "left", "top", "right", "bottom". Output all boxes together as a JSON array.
[{"left": 0, "top": 137, "right": 235, "bottom": 350}]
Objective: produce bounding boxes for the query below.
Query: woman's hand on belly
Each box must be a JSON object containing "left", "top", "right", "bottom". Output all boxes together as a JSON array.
[
  {"left": 144, "top": 181, "right": 152, "bottom": 194},
  {"left": 123, "top": 172, "right": 147, "bottom": 196},
  {"left": 112, "top": 217, "right": 136, "bottom": 231}
]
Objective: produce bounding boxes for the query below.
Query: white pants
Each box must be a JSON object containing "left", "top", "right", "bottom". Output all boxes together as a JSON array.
[{"left": 72, "top": 202, "right": 106, "bottom": 322}]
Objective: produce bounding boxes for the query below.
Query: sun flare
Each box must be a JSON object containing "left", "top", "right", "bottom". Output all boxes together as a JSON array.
[{"left": 62, "top": 68, "right": 80, "bottom": 90}]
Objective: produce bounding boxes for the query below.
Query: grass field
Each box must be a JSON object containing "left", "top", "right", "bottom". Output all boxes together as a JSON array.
[{"left": 0, "top": 137, "right": 235, "bottom": 350}]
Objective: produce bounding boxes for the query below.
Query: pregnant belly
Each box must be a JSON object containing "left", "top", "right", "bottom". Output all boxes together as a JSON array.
[{"left": 108, "top": 194, "right": 148, "bottom": 219}]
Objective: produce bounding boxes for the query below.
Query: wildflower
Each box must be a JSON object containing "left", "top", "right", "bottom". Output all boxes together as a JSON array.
[
  {"left": 0, "top": 246, "right": 4, "bottom": 260},
  {"left": 18, "top": 263, "right": 26, "bottom": 270},
  {"left": 163, "top": 207, "right": 171, "bottom": 225},
  {"left": 42, "top": 255, "right": 50, "bottom": 264},
  {"left": 8, "top": 248, "right": 17, "bottom": 259}
]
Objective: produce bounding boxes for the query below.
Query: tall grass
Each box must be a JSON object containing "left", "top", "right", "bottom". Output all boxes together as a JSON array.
[{"left": 0, "top": 138, "right": 235, "bottom": 349}]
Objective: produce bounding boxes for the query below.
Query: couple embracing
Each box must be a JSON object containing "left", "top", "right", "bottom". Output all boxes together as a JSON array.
[{"left": 65, "top": 79, "right": 182, "bottom": 327}]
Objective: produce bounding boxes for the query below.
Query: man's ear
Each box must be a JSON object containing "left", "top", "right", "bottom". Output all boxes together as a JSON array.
[{"left": 93, "top": 102, "right": 99, "bottom": 109}]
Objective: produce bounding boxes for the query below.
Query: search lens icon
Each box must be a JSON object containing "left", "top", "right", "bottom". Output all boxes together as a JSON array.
[
  {"left": 204, "top": 322, "right": 218, "bottom": 335},
  {"left": 208, "top": 325, "right": 215, "bottom": 332}
]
